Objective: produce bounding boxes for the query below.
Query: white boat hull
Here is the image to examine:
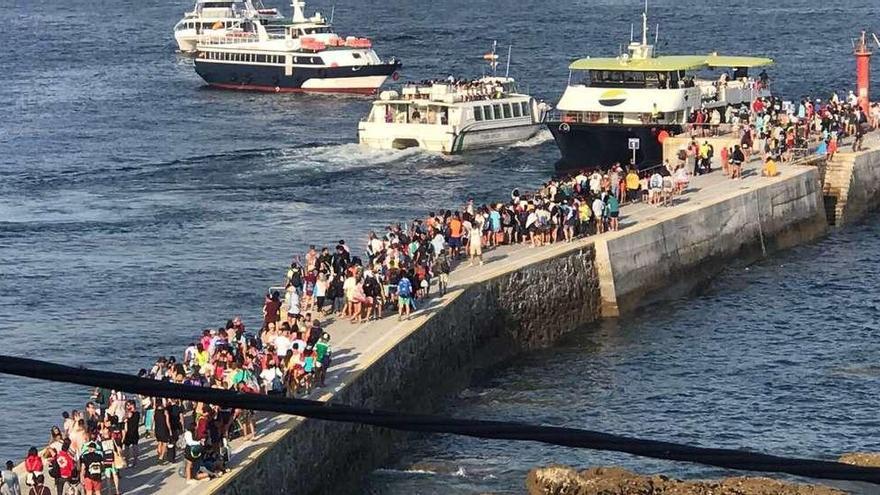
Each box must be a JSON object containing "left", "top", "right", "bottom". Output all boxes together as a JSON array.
[
  {"left": 358, "top": 122, "right": 542, "bottom": 154},
  {"left": 175, "top": 31, "right": 199, "bottom": 52}
]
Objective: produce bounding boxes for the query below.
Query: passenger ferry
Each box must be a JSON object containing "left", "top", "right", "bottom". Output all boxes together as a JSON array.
[
  {"left": 358, "top": 47, "right": 546, "bottom": 153},
  {"left": 193, "top": 0, "right": 401, "bottom": 94},
  {"left": 173, "top": 0, "right": 284, "bottom": 53},
  {"left": 358, "top": 77, "right": 546, "bottom": 153},
  {"left": 547, "top": 5, "right": 772, "bottom": 169}
]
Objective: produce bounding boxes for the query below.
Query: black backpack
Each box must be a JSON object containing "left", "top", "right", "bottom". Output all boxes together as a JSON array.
[
  {"left": 363, "top": 276, "right": 380, "bottom": 297},
  {"left": 47, "top": 458, "right": 60, "bottom": 480}
]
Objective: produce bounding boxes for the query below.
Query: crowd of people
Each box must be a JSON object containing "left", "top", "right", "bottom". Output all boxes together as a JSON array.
[
  {"left": 5, "top": 156, "right": 687, "bottom": 494},
  {"left": 7, "top": 89, "right": 877, "bottom": 495}
]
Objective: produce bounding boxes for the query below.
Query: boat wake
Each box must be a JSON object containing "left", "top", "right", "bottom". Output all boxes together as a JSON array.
[
  {"left": 268, "top": 143, "right": 426, "bottom": 174},
  {"left": 511, "top": 129, "right": 553, "bottom": 148}
]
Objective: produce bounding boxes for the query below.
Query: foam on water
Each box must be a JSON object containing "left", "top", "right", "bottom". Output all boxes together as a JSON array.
[{"left": 511, "top": 129, "right": 554, "bottom": 148}]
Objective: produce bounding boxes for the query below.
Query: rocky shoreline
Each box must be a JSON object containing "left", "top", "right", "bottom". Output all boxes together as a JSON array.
[{"left": 525, "top": 466, "right": 850, "bottom": 495}]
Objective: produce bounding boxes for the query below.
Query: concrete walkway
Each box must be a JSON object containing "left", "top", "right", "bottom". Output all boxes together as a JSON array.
[{"left": 27, "top": 155, "right": 821, "bottom": 495}]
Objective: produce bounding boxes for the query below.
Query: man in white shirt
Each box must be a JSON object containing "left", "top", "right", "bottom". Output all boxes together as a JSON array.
[
  {"left": 592, "top": 197, "right": 605, "bottom": 234},
  {"left": 274, "top": 330, "right": 292, "bottom": 359},
  {"left": 260, "top": 364, "right": 283, "bottom": 393},
  {"left": 468, "top": 217, "right": 484, "bottom": 266},
  {"left": 589, "top": 171, "right": 602, "bottom": 195}
]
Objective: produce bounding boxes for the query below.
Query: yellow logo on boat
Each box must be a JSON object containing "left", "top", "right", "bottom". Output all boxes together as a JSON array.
[{"left": 598, "top": 89, "right": 627, "bottom": 107}]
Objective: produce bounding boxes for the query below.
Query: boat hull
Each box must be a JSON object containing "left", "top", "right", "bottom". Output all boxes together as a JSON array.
[
  {"left": 358, "top": 122, "right": 541, "bottom": 154},
  {"left": 193, "top": 60, "right": 402, "bottom": 95},
  {"left": 547, "top": 121, "right": 682, "bottom": 170},
  {"left": 176, "top": 33, "right": 198, "bottom": 53}
]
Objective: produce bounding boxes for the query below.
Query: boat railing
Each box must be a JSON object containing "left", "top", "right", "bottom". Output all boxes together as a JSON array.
[{"left": 199, "top": 31, "right": 265, "bottom": 45}]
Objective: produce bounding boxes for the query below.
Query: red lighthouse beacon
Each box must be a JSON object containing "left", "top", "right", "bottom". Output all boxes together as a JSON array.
[{"left": 854, "top": 31, "right": 873, "bottom": 115}]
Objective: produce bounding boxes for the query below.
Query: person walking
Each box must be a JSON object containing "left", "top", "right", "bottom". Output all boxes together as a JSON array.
[
  {"left": 396, "top": 276, "right": 413, "bottom": 321},
  {"left": 52, "top": 440, "right": 75, "bottom": 495},
  {"left": 25, "top": 476, "right": 48, "bottom": 495},
  {"left": 1, "top": 460, "right": 21, "bottom": 495},
  {"left": 79, "top": 443, "right": 103, "bottom": 495},
  {"left": 432, "top": 250, "right": 451, "bottom": 296},
  {"left": 122, "top": 401, "right": 140, "bottom": 466},
  {"left": 467, "top": 216, "right": 484, "bottom": 266}
]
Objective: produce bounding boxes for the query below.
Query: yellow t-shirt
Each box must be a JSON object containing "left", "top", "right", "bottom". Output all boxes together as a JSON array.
[
  {"left": 764, "top": 159, "right": 778, "bottom": 177},
  {"left": 625, "top": 172, "right": 639, "bottom": 190},
  {"left": 578, "top": 204, "right": 591, "bottom": 221}
]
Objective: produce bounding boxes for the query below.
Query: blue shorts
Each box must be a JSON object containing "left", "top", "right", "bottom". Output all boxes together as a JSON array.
[{"left": 448, "top": 237, "right": 461, "bottom": 248}]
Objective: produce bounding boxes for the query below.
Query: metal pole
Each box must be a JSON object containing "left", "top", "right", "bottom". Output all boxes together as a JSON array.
[{"left": 505, "top": 45, "right": 512, "bottom": 78}]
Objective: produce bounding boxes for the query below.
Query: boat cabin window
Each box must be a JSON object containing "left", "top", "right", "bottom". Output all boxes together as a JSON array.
[
  {"left": 608, "top": 112, "right": 624, "bottom": 124},
  {"left": 352, "top": 53, "right": 361, "bottom": 59},
  {"left": 512, "top": 103, "right": 521, "bottom": 117},
  {"left": 382, "top": 103, "right": 411, "bottom": 123},
  {"left": 502, "top": 104, "right": 512, "bottom": 118},
  {"left": 473, "top": 106, "right": 483, "bottom": 121},
  {"left": 520, "top": 102, "right": 530, "bottom": 116},
  {"left": 492, "top": 104, "right": 502, "bottom": 120},
  {"left": 585, "top": 70, "right": 685, "bottom": 89},
  {"left": 483, "top": 105, "right": 493, "bottom": 120}
]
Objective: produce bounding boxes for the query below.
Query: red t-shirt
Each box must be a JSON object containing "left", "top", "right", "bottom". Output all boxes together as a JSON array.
[
  {"left": 55, "top": 451, "right": 75, "bottom": 478},
  {"left": 25, "top": 455, "right": 43, "bottom": 473}
]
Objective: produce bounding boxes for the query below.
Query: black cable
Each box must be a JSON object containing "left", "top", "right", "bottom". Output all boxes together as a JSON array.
[{"left": 1, "top": 355, "right": 877, "bottom": 485}]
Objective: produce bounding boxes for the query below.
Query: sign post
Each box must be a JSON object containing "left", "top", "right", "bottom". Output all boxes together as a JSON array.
[{"left": 628, "top": 137, "right": 640, "bottom": 166}]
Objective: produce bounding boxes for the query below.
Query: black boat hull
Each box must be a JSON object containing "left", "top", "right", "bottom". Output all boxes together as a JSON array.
[
  {"left": 547, "top": 121, "right": 683, "bottom": 171},
  {"left": 193, "top": 60, "right": 402, "bottom": 95}
]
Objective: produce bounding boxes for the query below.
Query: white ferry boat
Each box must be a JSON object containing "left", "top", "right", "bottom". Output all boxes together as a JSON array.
[
  {"left": 358, "top": 77, "right": 545, "bottom": 153},
  {"left": 547, "top": 5, "right": 772, "bottom": 169},
  {"left": 193, "top": 0, "right": 401, "bottom": 94},
  {"left": 174, "top": 0, "right": 284, "bottom": 53}
]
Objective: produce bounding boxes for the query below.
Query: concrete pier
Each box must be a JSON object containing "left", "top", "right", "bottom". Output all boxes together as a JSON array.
[
  {"left": 38, "top": 135, "right": 880, "bottom": 495},
  {"left": 134, "top": 159, "right": 834, "bottom": 495}
]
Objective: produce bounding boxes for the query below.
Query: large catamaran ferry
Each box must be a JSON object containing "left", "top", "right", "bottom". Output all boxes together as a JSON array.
[
  {"left": 548, "top": 6, "right": 772, "bottom": 170},
  {"left": 193, "top": 0, "right": 401, "bottom": 94}
]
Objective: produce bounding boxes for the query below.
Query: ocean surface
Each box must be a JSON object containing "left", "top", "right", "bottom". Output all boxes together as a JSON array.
[{"left": 1, "top": 0, "right": 878, "bottom": 490}]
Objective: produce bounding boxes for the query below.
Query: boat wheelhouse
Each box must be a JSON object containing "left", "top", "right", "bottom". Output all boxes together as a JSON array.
[
  {"left": 547, "top": 6, "right": 772, "bottom": 170},
  {"left": 193, "top": 1, "right": 401, "bottom": 95},
  {"left": 174, "top": 0, "right": 284, "bottom": 53},
  {"left": 358, "top": 77, "right": 546, "bottom": 153}
]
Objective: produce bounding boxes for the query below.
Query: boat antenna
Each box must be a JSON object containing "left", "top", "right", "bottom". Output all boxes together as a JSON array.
[
  {"left": 654, "top": 23, "right": 659, "bottom": 45},
  {"left": 630, "top": 23, "right": 634, "bottom": 43},
  {"left": 642, "top": 0, "right": 649, "bottom": 46},
  {"left": 330, "top": 5, "right": 334, "bottom": 23},
  {"left": 505, "top": 45, "right": 512, "bottom": 78}
]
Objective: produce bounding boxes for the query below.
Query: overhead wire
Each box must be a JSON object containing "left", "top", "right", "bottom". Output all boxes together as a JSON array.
[{"left": 1, "top": 355, "right": 877, "bottom": 485}]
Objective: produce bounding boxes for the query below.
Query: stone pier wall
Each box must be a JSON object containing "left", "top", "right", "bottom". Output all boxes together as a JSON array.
[
  {"left": 838, "top": 146, "right": 880, "bottom": 225},
  {"left": 597, "top": 167, "right": 828, "bottom": 314},
  {"left": 211, "top": 245, "right": 601, "bottom": 495}
]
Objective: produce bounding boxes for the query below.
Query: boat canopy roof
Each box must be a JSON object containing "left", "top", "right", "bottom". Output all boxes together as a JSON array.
[{"left": 569, "top": 54, "right": 773, "bottom": 72}]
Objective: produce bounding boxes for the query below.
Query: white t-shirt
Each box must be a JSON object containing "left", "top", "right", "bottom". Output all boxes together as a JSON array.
[
  {"left": 592, "top": 199, "right": 605, "bottom": 218},
  {"left": 343, "top": 276, "right": 357, "bottom": 300},
  {"left": 274, "top": 335, "right": 292, "bottom": 357},
  {"left": 589, "top": 173, "right": 602, "bottom": 193},
  {"left": 260, "top": 367, "right": 282, "bottom": 389},
  {"left": 431, "top": 233, "right": 445, "bottom": 254},
  {"left": 287, "top": 290, "right": 300, "bottom": 315}
]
